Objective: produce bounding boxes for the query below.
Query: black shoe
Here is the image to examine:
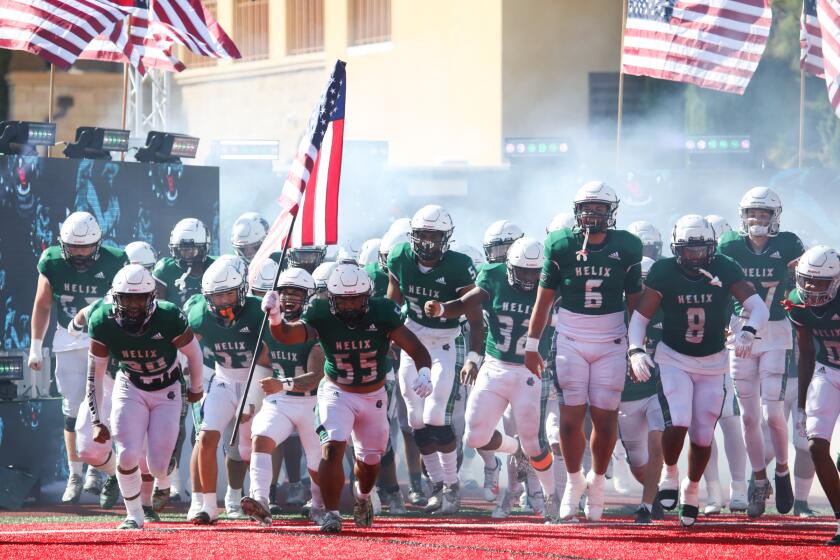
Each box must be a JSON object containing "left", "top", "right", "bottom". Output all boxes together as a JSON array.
[
  {"left": 269, "top": 484, "right": 282, "bottom": 515},
  {"left": 747, "top": 472, "right": 755, "bottom": 502},
  {"left": 651, "top": 499, "right": 665, "bottom": 520},
  {"left": 634, "top": 505, "right": 652, "bottom": 524},
  {"left": 679, "top": 504, "right": 699, "bottom": 527},
  {"left": 142, "top": 506, "right": 161, "bottom": 523},
  {"left": 827, "top": 533, "right": 840, "bottom": 546},
  {"left": 774, "top": 472, "right": 794, "bottom": 514},
  {"left": 657, "top": 488, "right": 679, "bottom": 511}
]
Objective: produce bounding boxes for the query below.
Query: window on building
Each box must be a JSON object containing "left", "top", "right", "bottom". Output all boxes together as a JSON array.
[
  {"left": 348, "top": 0, "right": 391, "bottom": 46},
  {"left": 234, "top": 0, "right": 270, "bottom": 61},
  {"left": 287, "top": 0, "right": 324, "bottom": 55},
  {"left": 180, "top": 0, "right": 218, "bottom": 68}
]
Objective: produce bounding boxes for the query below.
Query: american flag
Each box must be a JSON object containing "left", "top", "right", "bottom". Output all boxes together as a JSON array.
[
  {"left": 151, "top": 0, "right": 239, "bottom": 59},
  {"left": 0, "top": 0, "right": 127, "bottom": 68},
  {"left": 801, "top": 0, "right": 824, "bottom": 77},
  {"left": 249, "top": 60, "right": 347, "bottom": 285},
  {"left": 622, "top": 0, "right": 772, "bottom": 95},
  {"left": 815, "top": 0, "right": 840, "bottom": 117}
]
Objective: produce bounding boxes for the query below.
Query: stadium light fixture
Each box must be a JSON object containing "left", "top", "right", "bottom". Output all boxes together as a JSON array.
[
  {"left": 504, "top": 137, "right": 572, "bottom": 159},
  {"left": 0, "top": 121, "right": 56, "bottom": 156},
  {"left": 63, "top": 127, "right": 130, "bottom": 160},
  {"left": 134, "top": 131, "right": 200, "bottom": 163}
]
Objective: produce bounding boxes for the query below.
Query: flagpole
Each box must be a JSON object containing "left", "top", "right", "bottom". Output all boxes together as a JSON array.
[
  {"left": 798, "top": 69, "right": 805, "bottom": 168},
  {"left": 616, "top": 0, "right": 629, "bottom": 171},
  {"left": 229, "top": 215, "right": 298, "bottom": 447},
  {"left": 47, "top": 64, "right": 55, "bottom": 157}
]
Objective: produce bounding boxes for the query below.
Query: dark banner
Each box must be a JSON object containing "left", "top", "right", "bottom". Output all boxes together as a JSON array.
[{"left": 0, "top": 155, "right": 220, "bottom": 352}]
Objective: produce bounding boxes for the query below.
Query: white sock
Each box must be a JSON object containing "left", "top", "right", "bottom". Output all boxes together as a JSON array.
[
  {"left": 477, "top": 449, "right": 497, "bottom": 469},
  {"left": 438, "top": 450, "right": 459, "bottom": 485},
  {"left": 70, "top": 461, "right": 84, "bottom": 477},
  {"left": 191, "top": 492, "right": 204, "bottom": 510},
  {"left": 552, "top": 455, "right": 567, "bottom": 497},
  {"left": 310, "top": 481, "right": 324, "bottom": 509},
  {"left": 170, "top": 468, "right": 182, "bottom": 493},
  {"left": 117, "top": 466, "right": 143, "bottom": 521},
  {"left": 422, "top": 453, "right": 444, "bottom": 484},
  {"left": 794, "top": 475, "right": 813, "bottom": 501},
  {"left": 156, "top": 473, "right": 170, "bottom": 491},
  {"left": 141, "top": 479, "right": 154, "bottom": 507},
  {"left": 665, "top": 463, "right": 678, "bottom": 480},
  {"left": 98, "top": 453, "right": 116, "bottom": 477},
  {"left": 226, "top": 486, "right": 242, "bottom": 502},
  {"left": 775, "top": 466, "right": 790, "bottom": 477},
  {"left": 203, "top": 492, "right": 217, "bottom": 514},
  {"left": 534, "top": 465, "right": 556, "bottom": 497},
  {"left": 497, "top": 434, "right": 519, "bottom": 455},
  {"left": 755, "top": 477, "right": 770, "bottom": 487},
  {"left": 249, "top": 452, "right": 272, "bottom": 504},
  {"left": 125, "top": 495, "right": 144, "bottom": 523}
]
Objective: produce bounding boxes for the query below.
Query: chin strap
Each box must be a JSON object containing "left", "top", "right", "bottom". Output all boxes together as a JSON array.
[
  {"left": 576, "top": 228, "right": 590, "bottom": 262},
  {"left": 697, "top": 267, "right": 722, "bottom": 287}
]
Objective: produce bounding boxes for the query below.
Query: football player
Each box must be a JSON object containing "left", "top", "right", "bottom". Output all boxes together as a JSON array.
[
  {"left": 154, "top": 218, "right": 216, "bottom": 307},
  {"left": 86, "top": 264, "right": 204, "bottom": 529},
  {"left": 30, "top": 211, "right": 126, "bottom": 503},
  {"left": 358, "top": 239, "right": 381, "bottom": 267},
  {"left": 618, "top": 256, "right": 665, "bottom": 524},
  {"left": 718, "top": 187, "right": 804, "bottom": 516},
  {"left": 240, "top": 267, "right": 326, "bottom": 526},
  {"left": 628, "top": 215, "right": 768, "bottom": 527},
  {"left": 231, "top": 212, "right": 269, "bottom": 265},
  {"left": 786, "top": 245, "right": 840, "bottom": 545},
  {"left": 482, "top": 220, "right": 524, "bottom": 264},
  {"left": 187, "top": 260, "right": 272, "bottom": 524},
  {"left": 263, "top": 263, "right": 433, "bottom": 532},
  {"left": 387, "top": 205, "right": 483, "bottom": 514},
  {"left": 526, "top": 181, "right": 642, "bottom": 521},
  {"left": 279, "top": 246, "right": 327, "bottom": 274},
  {"left": 627, "top": 221, "right": 663, "bottom": 260}
]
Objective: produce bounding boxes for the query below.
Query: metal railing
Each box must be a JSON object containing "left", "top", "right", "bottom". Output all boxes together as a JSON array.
[
  {"left": 287, "top": 0, "right": 324, "bottom": 55},
  {"left": 348, "top": 0, "right": 390, "bottom": 46},
  {"left": 234, "top": 0, "right": 270, "bottom": 62}
]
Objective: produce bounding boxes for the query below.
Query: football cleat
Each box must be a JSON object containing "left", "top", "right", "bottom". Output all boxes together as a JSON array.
[
  {"left": 729, "top": 480, "right": 748, "bottom": 512},
  {"left": 491, "top": 489, "right": 514, "bottom": 519},
  {"left": 286, "top": 482, "right": 305, "bottom": 506},
  {"left": 747, "top": 480, "right": 772, "bottom": 518},
  {"left": 269, "top": 484, "right": 282, "bottom": 515},
  {"left": 679, "top": 478, "right": 700, "bottom": 527},
  {"left": 584, "top": 471, "right": 605, "bottom": 521},
  {"left": 117, "top": 517, "right": 142, "bottom": 530},
  {"left": 651, "top": 499, "right": 665, "bottom": 520},
  {"left": 424, "top": 482, "right": 444, "bottom": 513},
  {"left": 192, "top": 510, "right": 219, "bottom": 526},
  {"left": 559, "top": 470, "right": 586, "bottom": 521},
  {"left": 436, "top": 483, "right": 461, "bottom": 516},
  {"left": 774, "top": 472, "right": 794, "bottom": 515},
  {"left": 142, "top": 506, "right": 161, "bottom": 523},
  {"left": 353, "top": 497, "right": 374, "bottom": 528},
  {"left": 385, "top": 490, "right": 407, "bottom": 514},
  {"left": 544, "top": 494, "right": 561, "bottom": 524},
  {"left": 483, "top": 457, "right": 502, "bottom": 502},
  {"left": 100, "top": 476, "right": 120, "bottom": 509},
  {"left": 634, "top": 505, "right": 652, "bottom": 525},
  {"left": 794, "top": 500, "right": 820, "bottom": 518},
  {"left": 657, "top": 466, "right": 680, "bottom": 511},
  {"left": 407, "top": 483, "right": 427, "bottom": 506},
  {"left": 83, "top": 468, "right": 103, "bottom": 495},
  {"left": 152, "top": 487, "right": 170, "bottom": 512},
  {"left": 320, "top": 511, "right": 342, "bottom": 533},
  {"left": 240, "top": 496, "right": 272, "bottom": 527},
  {"left": 309, "top": 505, "right": 327, "bottom": 526},
  {"left": 62, "top": 473, "right": 84, "bottom": 504}
]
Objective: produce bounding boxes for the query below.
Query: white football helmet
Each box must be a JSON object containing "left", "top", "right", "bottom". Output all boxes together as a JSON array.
[
  {"left": 231, "top": 212, "right": 269, "bottom": 263},
  {"left": 546, "top": 213, "right": 576, "bottom": 234},
  {"left": 60, "top": 211, "right": 102, "bottom": 271},
  {"left": 169, "top": 218, "right": 210, "bottom": 268},
  {"left": 250, "top": 258, "right": 279, "bottom": 296},
  {"left": 739, "top": 186, "right": 782, "bottom": 237},
  {"left": 288, "top": 246, "right": 327, "bottom": 273},
  {"left": 312, "top": 261, "right": 338, "bottom": 295},
  {"left": 216, "top": 254, "right": 248, "bottom": 279},
  {"left": 335, "top": 243, "right": 360, "bottom": 264},
  {"left": 795, "top": 245, "right": 840, "bottom": 307},
  {"left": 452, "top": 242, "right": 486, "bottom": 268},
  {"left": 627, "top": 221, "right": 663, "bottom": 260},
  {"left": 483, "top": 220, "right": 524, "bottom": 263},
  {"left": 705, "top": 214, "right": 733, "bottom": 241},
  {"left": 573, "top": 181, "right": 619, "bottom": 233},
  {"left": 387, "top": 217, "right": 412, "bottom": 236},
  {"left": 640, "top": 256, "right": 656, "bottom": 281},
  {"left": 111, "top": 264, "right": 156, "bottom": 332},
  {"left": 124, "top": 241, "right": 157, "bottom": 271},
  {"left": 671, "top": 215, "right": 717, "bottom": 274},
  {"left": 327, "top": 263, "right": 373, "bottom": 323},
  {"left": 506, "top": 237, "right": 543, "bottom": 292},
  {"left": 202, "top": 260, "right": 246, "bottom": 319},
  {"left": 277, "top": 267, "right": 316, "bottom": 320},
  {"left": 409, "top": 204, "right": 454, "bottom": 261},
  {"left": 379, "top": 228, "right": 410, "bottom": 271},
  {"left": 358, "top": 238, "right": 381, "bottom": 267}
]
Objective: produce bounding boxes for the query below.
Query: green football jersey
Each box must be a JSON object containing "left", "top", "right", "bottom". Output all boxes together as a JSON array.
[
  {"left": 37, "top": 245, "right": 126, "bottom": 327},
  {"left": 621, "top": 306, "right": 663, "bottom": 402},
  {"left": 86, "top": 298, "right": 120, "bottom": 379},
  {"left": 365, "top": 262, "right": 390, "bottom": 298},
  {"left": 644, "top": 256, "right": 745, "bottom": 357},
  {"left": 185, "top": 294, "right": 265, "bottom": 371},
  {"left": 718, "top": 231, "right": 803, "bottom": 321},
  {"left": 387, "top": 242, "right": 477, "bottom": 330},
  {"left": 476, "top": 263, "right": 551, "bottom": 363},
  {"left": 302, "top": 297, "right": 403, "bottom": 387},
  {"left": 88, "top": 300, "right": 189, "bottom": 391},
  {"left": 787, "top": 289, "right": 840, "bottom": 369},
  {"left": 153, "top": 256, "right": 217, "bottom": 308},
  {"left": 265, "top": 336, "right": 318, "bottom": 396},
  {"left": 540, "top": 229, "right": 643, "bottom": 315}
]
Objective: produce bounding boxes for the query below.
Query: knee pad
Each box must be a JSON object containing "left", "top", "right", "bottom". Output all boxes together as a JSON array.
[
  {"left": 622, "top": 439, "right": 649, "bottom": 469},
  {"left": 528, "top": 448, "right": 553, "bottom": 472},
  {"left": 356, "top": 449, "right": 382, "bottom": 466},
  {"left": 414, "top": 427, "right": 437, "bottom": 455},
  {"left": 427, "top": 424, "right": 455, "bottom": 446},
  {"left": 64, "top": 415, "right": 77, "bottom": 432},
  {"left": 380, "top": 447, "right": 395, "bottom": 468}
]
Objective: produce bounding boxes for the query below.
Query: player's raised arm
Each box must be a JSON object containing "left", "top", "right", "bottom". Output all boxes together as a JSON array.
[{"left": 262, "top": 290, "right": 317, "bottom": 345}]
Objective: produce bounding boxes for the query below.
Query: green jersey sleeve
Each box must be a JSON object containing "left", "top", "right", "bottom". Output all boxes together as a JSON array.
[{"left": 539, "top": 229, "right": 571, "bottom": 290}]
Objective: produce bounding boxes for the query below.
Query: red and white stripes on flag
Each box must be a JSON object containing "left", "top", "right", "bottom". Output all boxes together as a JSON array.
[
  {"left": 801, "top": 0, "right": 825, "bottom": 77},
  {"left": 249, "top": 60, "right": 347, "bottom": 284},
  {"left": 152, "top": 0, "right": 239, "bottom": 59},
  {"left": 0, "top": 0, "right": 126, "bottom": 68},
  {"left": 815, "top": 0, "right": 840, "bottom": 118},
  {"left": 622, "top": 0, "right": 772, "bottom": 95}
]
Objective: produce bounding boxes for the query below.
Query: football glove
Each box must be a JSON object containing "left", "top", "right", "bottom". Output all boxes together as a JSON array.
[
  {"left": 628, "top": 348, "right": 655, "bottom": 382},
  {"left": 796, "top": 408, "right": 807, "bottom": 440},
  {"left": 412, "top": 367, "right": 433, "bottom": 398},
  {"left": 734, "top": 327, "right": 756, "bottom": 359}
]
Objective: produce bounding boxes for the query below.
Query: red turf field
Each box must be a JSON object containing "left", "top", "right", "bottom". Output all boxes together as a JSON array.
[{"left": 1, "top": 509, "right": 838, "bottom": 559}]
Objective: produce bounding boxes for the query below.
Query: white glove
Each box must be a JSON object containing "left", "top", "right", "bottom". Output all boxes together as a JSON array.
[
  {"left": 734, "top": 328, "right": 756, "bottom": 359},
  {"left": 28, "top": 338, "right": 43, "bottom": 371},
  {"left": 628, "top": 348, "right": 655, "bottom": 382},
  {"left": 261, "top": 291, "right": 282, "bottom": 324},
  {"left": 796, "top": 408, "right": 807, "bottom": 439},
  {"left": 412, "top": 367, "right": 433, "bottom": 398},
  {"left": 67, "top": 318, "right": 85, "bottom": 338}
]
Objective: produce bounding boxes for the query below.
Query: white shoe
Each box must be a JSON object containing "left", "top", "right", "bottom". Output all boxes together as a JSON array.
[
  {"left": 704, "top": 480, "right": 722, "bottom": 515},
  {"left": 62, "top": 473, "right": 84, "bottom": 504},
  {"left": 658, "top": 465, "right": 680, "bottom": 510},
  {"left": 729, "top": 480, "right": 748, "bottom": 512},
  {"left": 584, "top": 471, "right": 605, "bottom": 521},
  {"left": 483, "top": 457, "right": 502, "bottom": 502},
  {"left": 559, "top": 470, "right": 586, "bottom": 520},
  {"left": 611, "top": 456, "right": 634, "bottom": 496},
  {"left": 491, "top": 490, "right": 514, "bottom": 519}
]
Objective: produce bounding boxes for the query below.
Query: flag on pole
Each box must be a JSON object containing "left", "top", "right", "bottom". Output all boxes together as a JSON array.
[
  {"left": 151, "top": 0, "right": 239, "bottom": 59},
  {"left": 622, "top": 0, "right": 772, "bottom": 95},
  {"left": 249, "top": 60, "right": 347, "bottom": 284},
  {"left": 801, "top": 0, "right": 825, "bottom": 77},
  {"left": 0, "top": 0, "right": 127, "bottom": 68},
  {"left": 815, "top": 0, "right": 840, "bottom": 117}
]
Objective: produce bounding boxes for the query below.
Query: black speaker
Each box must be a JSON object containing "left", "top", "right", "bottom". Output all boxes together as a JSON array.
[{"left": 0, "top": 466, "right": 38, "bottom": 510}]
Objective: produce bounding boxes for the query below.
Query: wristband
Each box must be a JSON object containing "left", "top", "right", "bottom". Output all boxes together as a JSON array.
[
  {"left": 281, "top": 377, "right": 295, "bottom": 389},
  {"left": 741, "top": 325, "right": 757, "bottom": 335},
  {"left": 627, "top": 346, "right": 647, "bottom": 357},
  {"left": 524, "top": 337, "right": 540, "bottom": 353},
  {"left": 30, "top": 338, "right": 43, "bottom": 356},
  {"left": 418, "top": 366, "right": 431, "bottom": 379},
  {"left": 466, "top": 351, "right": 484, "bottom": 368}
]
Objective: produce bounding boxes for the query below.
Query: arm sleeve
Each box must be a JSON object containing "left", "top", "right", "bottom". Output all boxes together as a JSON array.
[
  {"left": 628, "top": 311, "right": 650, "bottom": 350},
  {"left": 539, "top": 240, "right": 563, "bottom": 289},
  {"left": 85, "top": 353, "right": 108, "bottom": 425},
  {"left": 179, "top": 336, "right": 205, "bottom": 391},
  {"left": 742, "top": 292, "right": 770, "bottom": 333},
  {"left": 245, "top": 365, "right": 272, "bottom": 409}
]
